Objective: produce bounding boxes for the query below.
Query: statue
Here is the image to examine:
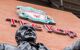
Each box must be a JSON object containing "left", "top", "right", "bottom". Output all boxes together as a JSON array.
[
  {"left": 15, "top": 25, "right": 49, "bottom": 50},
  {"left": 0, "top": 25, "right": 49, "bottom": 50}
]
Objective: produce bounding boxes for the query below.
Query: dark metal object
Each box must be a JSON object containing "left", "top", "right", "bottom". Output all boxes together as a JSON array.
[
  {"left": 16, "top": 25, "right": 49, "bottom": 50},
  {"left": 0, "top": 25, "right": 49, "bottom": 50},
  {"left": 15, "top": 25, "right": 36, "bottom": 45}
]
